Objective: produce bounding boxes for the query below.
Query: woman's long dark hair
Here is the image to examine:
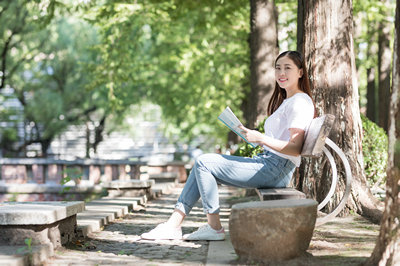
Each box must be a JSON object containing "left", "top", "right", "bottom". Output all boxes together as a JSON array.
[{"left": 267, "top": 51, "right": 314, "bottom": 116}]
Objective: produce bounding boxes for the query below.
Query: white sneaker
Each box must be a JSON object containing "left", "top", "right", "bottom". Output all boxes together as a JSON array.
[
  {"left": 141, "top": 222, "right": 182, "bottom": 240},
  {"left": 183, "top": 224, "right": 225, "bottom": 241}
]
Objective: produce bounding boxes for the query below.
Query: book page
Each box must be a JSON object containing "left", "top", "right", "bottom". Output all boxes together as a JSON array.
[{"left": 218, "top": 107, "right": 257, "bottom": 148}]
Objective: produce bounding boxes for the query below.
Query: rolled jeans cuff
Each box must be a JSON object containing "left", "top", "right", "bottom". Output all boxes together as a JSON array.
[
  {"left": 175, "top": 201, "right": 220, "bottom": 215},
  {"left": 174, "top": 201, "right": 192, "bottom": 216}
]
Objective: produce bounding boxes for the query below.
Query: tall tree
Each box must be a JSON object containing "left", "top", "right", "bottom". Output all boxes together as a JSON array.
[
  {"left": 84, "top": 1, "right": 250, "bottom": 145},
  {"left": 377, "top": 0, "right": 393, "bottom": 132},
  {"left": 366, "top": 0, "right": 400, "bottom": 264},
  {"left": 297, "top": 0, "right": 382, "bottom": 222},
  {"left": 366, "top": 23, "right": 378, "bottom": 123},
  {"left": 0, "top": 0, "right": 58, "bottom": 91},
  {"left": 0, "top": 1, "right": 111, "bottom": 157},
  {"left": 245, "top": 0, "right": 278, "bottom": 128}
]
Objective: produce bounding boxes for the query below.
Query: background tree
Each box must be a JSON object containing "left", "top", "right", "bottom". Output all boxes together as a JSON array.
[
  {"left": 297, "top": 0, "right": 382, "bottom": 222},
  {"left": 377, "top": 0, "right": 392, "bottom": 132},
  {"left": 0, "top": 1, "right": 115, "bottom": 157},
  {"left": 245, "top": 0, "right": 278, "bottom": 129},
  {"left": 353, "top": 0, "right": 395, "bottom": 127},
  {"left": 84, "top": 0, "right": 250, "bottom": 147},
  {"left": 0, "top": 0, "right": 59, "bottom": 91},
  {"left": 366, "top": 0, "right": 400, "bottom": 264},
  {"left": 14, "top": 17, "right": 102, "bottom": 156}
]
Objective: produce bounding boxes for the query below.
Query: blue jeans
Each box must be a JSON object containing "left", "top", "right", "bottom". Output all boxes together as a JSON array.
[{"left": 174, "top": 151, "right": 296, "bottom": 215}]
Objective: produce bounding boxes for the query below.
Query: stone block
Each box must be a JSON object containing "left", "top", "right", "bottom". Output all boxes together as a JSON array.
[
  {"left": 102, "top": 179, "right": 154, "bottom": 198},
  {"left": 149, "top": 172, "right": 179, "bottom": 183},
  {"left": 0, "top": 201, "right": 84, "bottom": 225},
  {"left": 47, "top": 164, "right": 63, "bottom": 184},
  {"left": 89, "top": 165, "right": 101, "bottom": 184},
  {"left": 2, "top": 165, "right": 27, "bottom": 184},
  {"left": 0, "top": 201, "right": 84, "bottom": 248},
  {"left": 229, "top": 199, "right": 317, "bottom": 262},
  {"left": 32, "top": 164, "right": 45, "bottom": 184}
]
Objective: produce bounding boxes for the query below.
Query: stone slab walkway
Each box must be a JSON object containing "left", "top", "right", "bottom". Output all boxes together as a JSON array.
[
  {"left": 44, "top": 184, "right": 240, "bottom": 265},
  {"left": 1, "top": 183, "right": 383, "bottom": 266}
]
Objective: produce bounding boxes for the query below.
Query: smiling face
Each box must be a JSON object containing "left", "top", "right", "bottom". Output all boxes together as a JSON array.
[{"left": 275, "top": 56, "right": 303, "bottom": 94}]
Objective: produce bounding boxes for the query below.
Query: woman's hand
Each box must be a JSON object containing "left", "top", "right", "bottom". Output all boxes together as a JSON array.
[
  {"left": 238, "top": 125, "right": 264, "bottom": 143},
  {"left": 238, "top": 125, "right": 306, "bottom": 156}
]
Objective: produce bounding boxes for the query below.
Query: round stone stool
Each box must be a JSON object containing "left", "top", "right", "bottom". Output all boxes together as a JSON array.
[{"left": 229, "top": 199, "right": 318, "bottom": 262}]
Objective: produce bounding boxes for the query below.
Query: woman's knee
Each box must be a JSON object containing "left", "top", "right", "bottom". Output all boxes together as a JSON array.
[{"left": 195, "top": 153, "right": 219, "bottom": 168}]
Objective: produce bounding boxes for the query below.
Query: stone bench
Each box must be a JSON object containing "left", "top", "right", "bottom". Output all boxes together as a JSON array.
[
  {"left": 229, "top": 114, "right": 354, "bottom": 262},
  {"left": 147, "top": 161, "right": 189, "bottom": 183},
  {"left": 256, "top": 187, "right": 306, "bottom": 200},
  {"left": 255, "top": 114, "right": 353, "bottom": 225},
  {"left": 0, "top": 201, "right": 84, "bottom": 247},
  {"left": 148, "top": 172, "right": 179, "bottom": 184},
  {"left": 255, "top": 114, "right": 335, "bottom": 202},
  {"left": 102, "top": 179, "right": 155, "bottom": 198},
  {"left": 0, "top": 201, "right": 84, "bottom": 265},
  {"left": 229, "top": 199, "right": 318, "bottom": 261}
]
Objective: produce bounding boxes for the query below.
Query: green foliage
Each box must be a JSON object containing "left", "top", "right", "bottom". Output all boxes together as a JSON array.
[
  {"left": 81, "top": 0, "right": 250, "bottom": 144},
  {"left": 17, "top": 237, "right": 33, "bottom": 255},
  {"left": 60, "top": 168, "right": 83, "bottom": 193},
  {"left": 0, "top": 0, "right": 395, "bottom": 158},
  {"left": 275, "top": 0, "right": 297, "bottom": 51},
  {"left": 0, "top": 127, "right": 18, "bottom": 154},
  {"left": 353, "top": 0, "right": 396, "bottom": 110},
  {"left": 233, "top": 117, "right": 266, "bottom": 157},
  {"left": 361, "top": 114, "right": 388, "bottom": 187},
  {"left": 0, "top": 2, "right": 120, "bottom": 156}
]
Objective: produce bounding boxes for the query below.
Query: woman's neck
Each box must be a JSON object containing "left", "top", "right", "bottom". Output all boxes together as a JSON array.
[{"left": 285, "top": 88, "right": 302, "bottom": 98}]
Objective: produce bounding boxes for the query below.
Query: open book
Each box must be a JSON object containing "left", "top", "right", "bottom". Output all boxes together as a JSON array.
[{"left": 218, "top": 107, "right": 258, "bottom": 148}]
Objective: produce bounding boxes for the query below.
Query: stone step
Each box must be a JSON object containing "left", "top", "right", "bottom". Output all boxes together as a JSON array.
[{"left": 76, "top": 196, "right": 147, "bottom": 237}]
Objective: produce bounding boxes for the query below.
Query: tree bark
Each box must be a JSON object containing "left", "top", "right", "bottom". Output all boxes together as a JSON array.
[
  {"left": 366, "top": 67, "right": 377, "bottom": 122},
  {"left": 246, "top": 0, "right": 278, "bottom": 128},
  {"left": 377, "top": 1, "right": 392, "bottom": 132},
  {"left": 366, "top": 22, "right": 378, "bottom": 123},
  {"left": 365, "top": 1, "right": 400, "bottom": 264},
  {"left": 297, "top": 0, "right": 382, "bottom": 222}
]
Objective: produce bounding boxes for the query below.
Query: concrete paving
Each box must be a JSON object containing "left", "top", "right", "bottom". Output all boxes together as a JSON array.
[{"left": 44, "top": 184, "right": 240, "bottom": 265}]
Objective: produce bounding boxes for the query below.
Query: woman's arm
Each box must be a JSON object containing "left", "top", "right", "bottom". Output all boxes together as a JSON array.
[{"left": 239, "top": 126, "right": 305, "bottom": 156}]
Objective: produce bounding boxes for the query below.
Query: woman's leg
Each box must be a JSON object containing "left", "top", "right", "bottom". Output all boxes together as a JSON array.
[
  {"left": 190, "top": 152, "right": 292, "bottom": 215},
  {"left": 140, "top": 163, "right": 203, "bottom": 239},
  {"left": 207, "top": 213, "right": 222, "bottom": 230},
  {"left": 142, "top": 151, "right": 294, "bottom": 240}
]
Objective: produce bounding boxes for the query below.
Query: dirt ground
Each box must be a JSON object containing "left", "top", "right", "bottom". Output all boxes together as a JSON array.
[{"left": 226, "top": 192, "right": 382, "bottom": 266}]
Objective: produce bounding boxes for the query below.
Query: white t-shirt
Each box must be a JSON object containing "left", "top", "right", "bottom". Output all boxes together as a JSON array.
[{"left": 263, "top": 93, "right": 314, "bottom": 167}]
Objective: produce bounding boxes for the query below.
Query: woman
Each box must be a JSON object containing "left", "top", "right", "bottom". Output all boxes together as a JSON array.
[{"left": 141, "top": 51, "right": 315, "bottom": 241}]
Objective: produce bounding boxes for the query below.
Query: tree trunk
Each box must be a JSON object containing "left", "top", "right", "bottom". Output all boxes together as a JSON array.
[
  {"left": 246, "top": 0, "right": 278, "bottom": 128},
  {"left": 41, "top": 138, "right": 51, "bottom": 158},
  {"left": 366, "top": 67, "right": 377, "bottom": 122},
  {"left": 93, "top": 116, "right": 106, "bottom": 154},
  {"left": 85, "top": 122, "right": 91, "bottom": 158},
  {"left": 297, "top": 0, "right": 382, "bottom": 222},
  {"left": 366, "top": 22, "right": 378, "bottom": 123},
  {"left": 366, "top": 1, "right": 400, "bottom": 264},
  {"left": 377, "top": 1, "right": 392, "bottom": 132}
]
